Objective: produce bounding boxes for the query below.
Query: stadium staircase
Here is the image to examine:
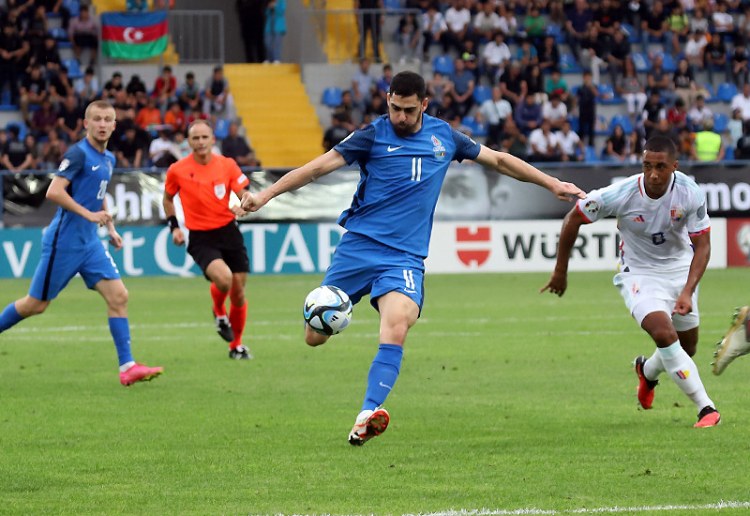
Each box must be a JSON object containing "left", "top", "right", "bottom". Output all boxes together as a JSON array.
[
  {"left": 323, "top": 0, "right": 386, "bottom": 63},
  {"left": 88, "top": 0, "right": 179, "bottom": 64},
  {"left": 223, "top": 63, "right": 323, "bottom": 168}
]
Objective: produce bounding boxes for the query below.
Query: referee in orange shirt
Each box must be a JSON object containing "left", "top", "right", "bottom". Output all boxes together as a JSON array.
[{"left": 163, "top": 119, "right": 252, "bottom": 359}]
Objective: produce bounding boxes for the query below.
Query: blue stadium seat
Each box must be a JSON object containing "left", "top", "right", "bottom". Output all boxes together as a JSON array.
[
  {"left": 472, "top": 85, "right": 492, "bottom": 104},
  {"left": 608, "top": 114, "right": 633, "bottom": 134},
  {"left": 559, "top": 52, "right": 582, "bottom": 73},
  {"left": 595, "top": 114, "right": 609, "bottom": 136},
  {"left": 49, "top": 27, "right": 69, "bottom": 41},
  {"left": 63, "top": 58, "right": 82, "bottom": 80},
  {"left": 567, "top": 115, "right": 579, "bottom": 133},
  {"left": 321, "top": 87, "right": 342, "bottom": 108},
  {"left": 6, "top": 121, "right": 28, "bottom": 140},
  {"left": 621, "top": 23, "right": 639, "bottom": 44},
  {"left": 213, "top": 118, "right": 230, "bottom": 140},
  {"left": 598, "top": 83, "right": 624, "bottom": 105},
  {"left": 725, "top": 145, "right": 735, "bottom": 160},
  {"left": 702, "top": 84, "right": 718, "bottom": 104},
  {"left": 631, "top": 52, "right": 651, "bottom": 73},
  {"left": 584, "top": 145, "right": 600, "bottom": 162},
  {"left": 64, "top": 0, "right": 80, "bottom": 18},
  {"left": 716, "top": 82, "right": 738, "bottom": 103},
  {"left": 713, "top": 112, "right": 729, "bottom": 133},
  {"left": 432, "top": 55, "right": 455, "bottom": 76},
  {"left": 383, "top": 0, "right": 403, "bottom": 8},
  {"left": 659, "top": 52, "right": 677, "bottom": 73},
  {"left": 545, "top": 23, "right": 564, "bottom": 43}
]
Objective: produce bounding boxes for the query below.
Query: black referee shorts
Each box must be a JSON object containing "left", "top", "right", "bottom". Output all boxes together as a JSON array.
[{"left": 187, "top": 221, "right": 250, "bottom": 278}]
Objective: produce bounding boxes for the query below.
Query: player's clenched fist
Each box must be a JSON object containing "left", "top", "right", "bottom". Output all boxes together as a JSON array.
[{"left": 240, "top": 191, "right": 262, "bottom": 212}]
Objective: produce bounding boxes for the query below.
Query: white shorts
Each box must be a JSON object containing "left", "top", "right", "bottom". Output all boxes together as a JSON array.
[{"left": 613, "top": 272, "right": 699, "bottom": 331}]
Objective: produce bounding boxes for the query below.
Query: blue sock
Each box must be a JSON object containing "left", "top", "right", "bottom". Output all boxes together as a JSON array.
[
  {"left": 109, "top": 317, "right": 134, "bottom": 366},
  {"left": 362, "top": 344, "right": 403, "bottom": 411},
  {"left": 0, "top": 302, "right": 23, "bottom": 333}
]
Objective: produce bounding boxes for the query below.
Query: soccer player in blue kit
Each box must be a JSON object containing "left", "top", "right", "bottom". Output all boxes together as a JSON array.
[
  {"left": 0, "top": 100, "right": 163, "bottom": 386},
  {"left": 241, "top": 71, "right": 584, "bottom": 445}
]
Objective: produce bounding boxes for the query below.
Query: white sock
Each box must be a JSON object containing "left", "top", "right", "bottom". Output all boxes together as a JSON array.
[
  {"left": 643, "top": 349, "right": 665, "bottom": 381},
  {"left": 119, "top": 361, "right": 136, "bottom": 373},
  {"left": 657, "top": 341, "right": 713, "bottom": 410}
]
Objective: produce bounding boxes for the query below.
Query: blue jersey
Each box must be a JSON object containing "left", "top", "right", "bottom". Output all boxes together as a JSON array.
[
  {"left": 334, "top": 113, "right": 481, "bottom": 257},
  {"left": 43, "top": 138, "right": 115, "bottom": 249}
]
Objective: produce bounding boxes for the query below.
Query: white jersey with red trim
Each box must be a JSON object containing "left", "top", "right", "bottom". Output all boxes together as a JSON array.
[{"left": 576, "top": 171, "right": 710, "bottom": 275}]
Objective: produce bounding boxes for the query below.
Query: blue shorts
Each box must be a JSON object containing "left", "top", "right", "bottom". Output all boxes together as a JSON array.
[
  {"left": 29, "top": 240, "right": 121, "bottom": 301},
  {"left": 322, "top": 231, "right": 425, "bottom": 313}
]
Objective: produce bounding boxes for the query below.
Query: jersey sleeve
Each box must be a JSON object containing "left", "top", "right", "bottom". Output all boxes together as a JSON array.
[
  {"left": 575, "top": 187, "right": 613, "bottom": 223},
  {"left": 451, "top": 129, "right": 481, "bottom": 162},
  {"left": 687, "top": 185, "right": 710, "bottom": 236},
  {"left": 334, "top": 124, "right": 375, "bottom": 165},
  {"left": 164, "top": 163, "right": 180, "bottom": 196},
  {"left": 56, "top": 145, "right": 86, "bottom": 182},
  {"left": 228, "top": 157, "right": 250, "bottom": 193}
]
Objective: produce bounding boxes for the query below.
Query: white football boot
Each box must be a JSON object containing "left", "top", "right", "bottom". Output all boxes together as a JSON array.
[
  {"left": 348, "top": 407, "right": 390, "bottom": 446},
  {"left": 713, "top": 306, "right": 750, "bottom": 375}
]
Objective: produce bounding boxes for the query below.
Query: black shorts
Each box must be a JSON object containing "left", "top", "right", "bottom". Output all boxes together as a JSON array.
[{"left": 187, "top": 221, "right": 249, "bottom": 279}]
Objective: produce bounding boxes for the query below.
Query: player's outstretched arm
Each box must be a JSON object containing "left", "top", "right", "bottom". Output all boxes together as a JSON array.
[
  {"left": 240, "top": 149, "right": 347, "bottom": 212},
  {"left": 46, "top": 175, "right": 112, "bottom": 226},
  {"left": 474, "top": 145, "right": 585, "bottom": 201},
  {"left": 540, "top": 206, "right": 588, "bottom": 297},
  {"left": 675, "top": 231, "right": 711, "bottom": 315}
]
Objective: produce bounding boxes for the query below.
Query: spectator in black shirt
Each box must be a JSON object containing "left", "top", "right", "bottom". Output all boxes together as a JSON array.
[
  {"left": 0, "top": 22, "right": 29, "bottom": 105},
  {"left": 56, "top": 94, "right": 83, "bottom": 143},
  {"left": 102, "top": 71, "right": 124, "bottom": 100},
  {"left": 114, "top": 124, "right": 144, "bottom": 168},
  {"left": 0, "top": 124, "right": 34, "bottom": 172},
  {"left": 222, "top": 121, "right": 258, "bottom": 166},
  {"left": 322, "top": 112, "right": 352, "bottom": 152},
  {"left": 705, "top": 35, "right": 729, "bottom": 85},
  {"left": 19, "top": 64, "right": 47, "bottom": 123},
  {"left": 126, "top": 74, "right": 148, "bottom": 106}
]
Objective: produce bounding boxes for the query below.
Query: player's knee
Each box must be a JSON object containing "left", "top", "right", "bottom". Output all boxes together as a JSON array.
[
  {"left": 18, "top": 297, "right": 49, "bottom": 316},
  {"left": 109, "top": 286, "right": 129, "bottom": 309},
  {"left": 651, "top": 327, "right": 679, "bottom": 347},
  {"left": 304, "top": 326, "right": 328, "bottom": 347}
]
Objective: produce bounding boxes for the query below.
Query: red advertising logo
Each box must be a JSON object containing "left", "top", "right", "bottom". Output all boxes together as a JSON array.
[
  {"left": 727, "top": 219, "right": 750, "bottom": 267},
  {"left": 456, "top": 226, "right": 491, "bottom": 267}
]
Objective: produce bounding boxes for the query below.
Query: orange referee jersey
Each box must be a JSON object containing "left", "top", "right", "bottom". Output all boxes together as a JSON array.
[{"left": 165, "top": 153, "right": 249, "bottom": 231}]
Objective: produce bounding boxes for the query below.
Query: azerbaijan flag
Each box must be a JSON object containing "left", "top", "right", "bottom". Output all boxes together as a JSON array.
[{"left": 101, "top": 11, "right": 168, "bottom": 60}]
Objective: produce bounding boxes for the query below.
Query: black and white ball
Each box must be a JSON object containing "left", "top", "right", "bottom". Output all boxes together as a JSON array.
[{"left": 303, "top": 285, "right": 353, "bottom": 336}]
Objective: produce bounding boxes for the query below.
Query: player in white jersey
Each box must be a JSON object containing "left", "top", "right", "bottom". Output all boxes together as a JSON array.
[{"left": 541, "top": 136, "right": 720, "bottom": 428}]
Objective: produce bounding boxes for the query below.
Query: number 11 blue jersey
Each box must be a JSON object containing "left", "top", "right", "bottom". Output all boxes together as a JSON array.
[{"left": 334, "top": 113, "right": 481, "bottom": 258}]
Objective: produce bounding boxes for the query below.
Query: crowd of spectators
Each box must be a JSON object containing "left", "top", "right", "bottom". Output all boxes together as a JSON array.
[
  {"left": 325, "top": 0, "right": 750, "bottom": 162},
  {"left": 0, "top": 1, "right": 259, "bottom": 174}
]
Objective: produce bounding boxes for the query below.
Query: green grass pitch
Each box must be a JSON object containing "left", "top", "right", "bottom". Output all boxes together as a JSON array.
[{"left": 0, "top": 269, "right": 749, "bottom": 514}]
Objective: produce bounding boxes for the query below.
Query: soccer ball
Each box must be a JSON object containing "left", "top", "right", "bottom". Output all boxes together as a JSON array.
[{"left": 303, "top": 285, "right": 353, "bottom": 336}]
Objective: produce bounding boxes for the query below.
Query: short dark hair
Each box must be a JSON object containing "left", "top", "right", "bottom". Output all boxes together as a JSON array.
[
  {"left": 644, "top": 135, "right": 677, "bottom": 158},
  {"left": 389, "top": 71, "right": 426, "bottom": 100}
]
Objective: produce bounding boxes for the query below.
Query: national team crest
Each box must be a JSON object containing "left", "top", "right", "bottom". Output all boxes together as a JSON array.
[
  {"left": 214, "top": 183, "right": 226, "bottom": 199},
  {"left": 431, "top": 135, "right": 446, "bottom": 159},
  {"left": 670, "top": 206, "right": 685, "bottom": 222}
]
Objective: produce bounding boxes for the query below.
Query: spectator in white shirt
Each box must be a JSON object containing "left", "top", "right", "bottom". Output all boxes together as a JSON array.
[
  {"left": 481, "top": 31, "right": 511, "bottom": 83},
  {"left": 687, "top": 94, "right": 713, "bottom": 132},
  {"left": 421, "top": 5, "right": 447, "bottom": 60},
  {"left": 556, "top": 119, "right": 584, "bottom": 161},
  {"left": 541, "top": 93, "right": 568, "bottom": 131},
  {"left": 442, "top": 0, "right": 472, "bottom": 54},
  {"left": 731, "top": 83, "right": 750, "bottom": 123},
  {"left": 528, "top": 119, "right": 562, "bottom": 162},
  {"left": 684, "top": 30, "right": 707, "bottom": 72},
  {"left": 477, "top": 85, "right": 513, "bottom": 149},
  {"left": 473, "top": 2, "right": 502, "bottom": 43}
]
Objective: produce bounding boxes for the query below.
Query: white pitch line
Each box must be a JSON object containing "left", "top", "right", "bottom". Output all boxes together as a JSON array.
[{"left": 416, "top": 500, "right": 750, "bottom": 515}]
